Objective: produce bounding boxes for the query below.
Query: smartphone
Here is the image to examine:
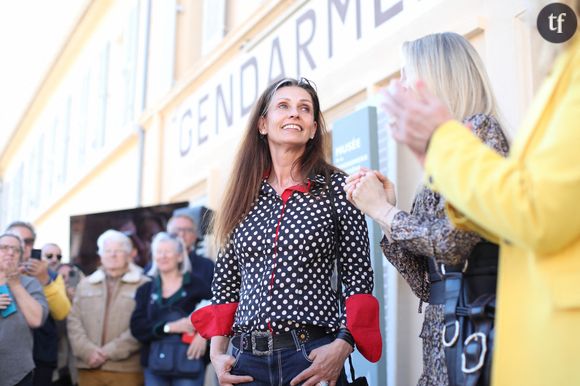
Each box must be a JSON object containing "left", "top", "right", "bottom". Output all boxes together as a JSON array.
[
  {"left": 30, "top": 249, "right": 42, "bottom": 260},
  {"left": 0, "top": 284, "right": 17, "bottom": 318}
]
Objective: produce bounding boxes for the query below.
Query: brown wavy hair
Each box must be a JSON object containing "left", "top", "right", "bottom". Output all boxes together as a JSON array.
[{"left": 212, "top": 77, "right": 338, "bottom": 248}]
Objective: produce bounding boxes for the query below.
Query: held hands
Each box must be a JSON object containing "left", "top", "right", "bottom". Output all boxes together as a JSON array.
[
  {"left": 382, "top": 79, "right": 453, "bottom": 165},
  {"left": 211, "top": 352, "right": 254, "bottom": 386},
  {"left": 290, "top": 339, "right": 352, "bottom": 386},
  {"left": 344, "top": 167, "right": 397, "bottom": 221},
  {"left": 87, "top": 347, "right": 108, "bottom": 368},
  {"left": 1, "top": 258, "right": 21, "bottom": 287}
]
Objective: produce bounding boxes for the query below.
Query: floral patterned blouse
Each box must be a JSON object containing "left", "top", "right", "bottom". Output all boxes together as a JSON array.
[
  {"left": 380, "top": 114, "right": 510, "bottom": 386},
  {"left": 211, "top": 172, "right": 374, "bottom": 335}
]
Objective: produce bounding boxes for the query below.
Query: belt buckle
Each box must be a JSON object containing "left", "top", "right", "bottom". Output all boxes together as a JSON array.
[{"left": 251, "top": 331, "right": 273, "bottom": 356}]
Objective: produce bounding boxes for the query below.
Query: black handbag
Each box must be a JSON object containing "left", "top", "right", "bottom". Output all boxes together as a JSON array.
[
  {"left": 441, "top": 242, "right": 498, "bottom": 386},
  {"left": 327, "top": 177, "right": 370, "bottom": 386},
  {"left": 145, "top": 289, "right": 204, "bottom": 378},
  {"left": 148, "top": 334, "right": 203, "bottom": 377}
]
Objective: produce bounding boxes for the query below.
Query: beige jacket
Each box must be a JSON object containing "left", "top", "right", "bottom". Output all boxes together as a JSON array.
[{"left": 67, "top": 263, "right": 148, "bottom": 372}]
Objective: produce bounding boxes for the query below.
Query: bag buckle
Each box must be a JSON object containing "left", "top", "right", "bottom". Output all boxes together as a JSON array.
[
  {"left": 442, "top": 320, "right": 460, "bottom": 347},
  {"left": 440, "top": 259, "right": 469, "bottom": 275},
  {"left": 251, "top": 331, "right": 273, "bottom": 356},
  {"left": 461, "top": 332, "right": 488, "bottom": 374}
]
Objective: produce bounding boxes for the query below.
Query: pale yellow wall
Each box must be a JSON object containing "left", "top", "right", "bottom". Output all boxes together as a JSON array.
[
  {"left": 174, "top": 0, "right": 203, "bottom": 82},
  {"left": 226, "top": 0, "right": 276, "bottom": 32},
  {"left": 34, "top": 135, "right": 140, "bottom": 257}
]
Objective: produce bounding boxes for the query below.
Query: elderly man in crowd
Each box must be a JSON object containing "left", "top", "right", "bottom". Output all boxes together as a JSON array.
[
  {"left": 0, "top": 233, "right": 48, "bottom": 386},
  {"left": 6, "top": 221, "right": 70, "bottom": 386},
  {"left": 167, "top": 208, "right": 214, "bottom": 293},
  {"left": 41, "top": 243, "right": 63, "bottom": 272},
  {"left": 67, "top": 229, "right": 148, "bottom": 386}
]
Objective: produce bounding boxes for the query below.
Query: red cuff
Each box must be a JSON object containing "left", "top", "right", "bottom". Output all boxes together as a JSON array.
[
  {"left": 190, "top": 303, "right": 238, "bottom": 339},
  {"left": 346, "top": 294, "right": 382, "bottom": 362}
]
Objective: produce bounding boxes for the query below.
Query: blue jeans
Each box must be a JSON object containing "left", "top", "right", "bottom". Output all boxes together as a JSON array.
[
  {"left": 144, "top": 368, "right": 205, "bottom": 386},
  {"left": 230, "top": 332, "right": 348, "bottom": 386}
]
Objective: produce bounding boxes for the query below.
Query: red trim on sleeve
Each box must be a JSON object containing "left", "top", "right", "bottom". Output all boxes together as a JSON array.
[
  {"left": 190, "top": 303, "right": 239, "bottom": 339},
  {"left": 346, "top": 294, "right": 382, "bottom": 362}
]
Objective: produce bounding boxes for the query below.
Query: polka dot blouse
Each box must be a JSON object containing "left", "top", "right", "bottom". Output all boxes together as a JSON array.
[{"left": 211, "top": 172, "right": 374, "bottom": 335}]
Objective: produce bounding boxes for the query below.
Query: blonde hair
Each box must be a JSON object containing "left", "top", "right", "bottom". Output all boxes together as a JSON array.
[
  {"left": 402, "top": 32, "right": 499, "bottom": 121},
  {"left": 147, "top": 232, "right": 191, "bottom": 276}
]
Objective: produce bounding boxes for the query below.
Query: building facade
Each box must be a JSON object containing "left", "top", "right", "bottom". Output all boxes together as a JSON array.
[{"left": 0, "top": 0, "right": 545, "bottom": 384}]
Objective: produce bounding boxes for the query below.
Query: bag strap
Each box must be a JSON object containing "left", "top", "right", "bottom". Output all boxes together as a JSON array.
[
  {"left": 441, "top": 245, "right": 498, "bottom": 386},
  {"left": 326, "top": 174, "right": 358, "bottom": 382},
  {"left": 441, "top": 269, "right": 464, "bottom": 386},
  {"left": 463, "top": 294, "right": 495, "bottom": 386}
]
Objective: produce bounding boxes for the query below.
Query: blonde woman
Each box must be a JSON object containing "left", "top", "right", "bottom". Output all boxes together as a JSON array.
[
  {"left": 383, "top": 2, "right": 580, "bottom": 384},
  {"left": 131, "top": 232, "right": 211, "bottom": 386},
  {"left": 345, "top": 32, "right": 509, "bottom": 386}
]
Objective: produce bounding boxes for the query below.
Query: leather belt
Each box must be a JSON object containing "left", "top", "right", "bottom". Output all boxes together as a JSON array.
[{"left": 231, "top": 325, "right": 330, "bottom": 356}]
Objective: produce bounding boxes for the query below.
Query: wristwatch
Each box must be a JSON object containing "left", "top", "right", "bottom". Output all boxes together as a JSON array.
[{"left": 163, "top": 323, "right": 171, "bottom": 334}]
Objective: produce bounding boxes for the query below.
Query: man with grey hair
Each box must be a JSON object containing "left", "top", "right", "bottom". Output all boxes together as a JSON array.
[
  {"left": 167, "top": 208, "right": 215, "bottom": 294},
  {"left": 67, "top": 229, "right": 148, "bottom": 386}
]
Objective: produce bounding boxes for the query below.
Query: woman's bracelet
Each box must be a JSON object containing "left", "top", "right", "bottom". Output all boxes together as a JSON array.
[{"left": 335, "top": 328, "right": 355, "bottom": 349}]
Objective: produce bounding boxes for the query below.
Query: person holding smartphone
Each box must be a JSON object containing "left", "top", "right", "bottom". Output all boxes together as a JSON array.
[
  {"left": 6, "top": 221, "right": 71, "bottom": 386},
  {"left": 0, "top": 232, "right": 49, "bottom": 386}
]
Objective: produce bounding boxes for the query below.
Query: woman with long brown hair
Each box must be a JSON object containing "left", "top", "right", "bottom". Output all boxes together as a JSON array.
[{"left": 192, "top": 78, "right": 381, "bottom": 386}]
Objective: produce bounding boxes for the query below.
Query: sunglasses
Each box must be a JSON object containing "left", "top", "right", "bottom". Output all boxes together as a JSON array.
[
  {"left": 23, "top": 238, "right": 35, "bottom": 246},
  {"left": 45, "top": 253, "right": 62, "bottom": 260}
]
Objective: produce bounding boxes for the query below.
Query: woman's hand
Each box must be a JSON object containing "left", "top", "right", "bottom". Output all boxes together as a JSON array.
[
  {"left": 168, "top": 317, "right": 194, "bottom": 334},
  {"left": 382, "top": 79, "right": 453, "bottom": 165},
  {"left": 290, "top": 339, "right": 352, "bottom": 386},
  {"left": 372, "top": 171, "right": 397, "bottom": 206},
  {"left": 187, "top": 333, "right": 207, "bottom": 359},
  {"left": 346, "top": 172, "right": 395, "bottom": 222},
  {"left": 211, "top": 352, "right": 254, "bottom": 386},
  {"left": 345, "top": 168, "right": 396, "bottom": 206}
]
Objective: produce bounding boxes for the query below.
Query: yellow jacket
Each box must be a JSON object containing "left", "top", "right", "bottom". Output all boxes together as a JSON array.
[
  {"left": 424, "top": 38, "right": 580, "bottom": 386},
  {"left": 44, "top": 274, "right": 71, "bottom": 320}
]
